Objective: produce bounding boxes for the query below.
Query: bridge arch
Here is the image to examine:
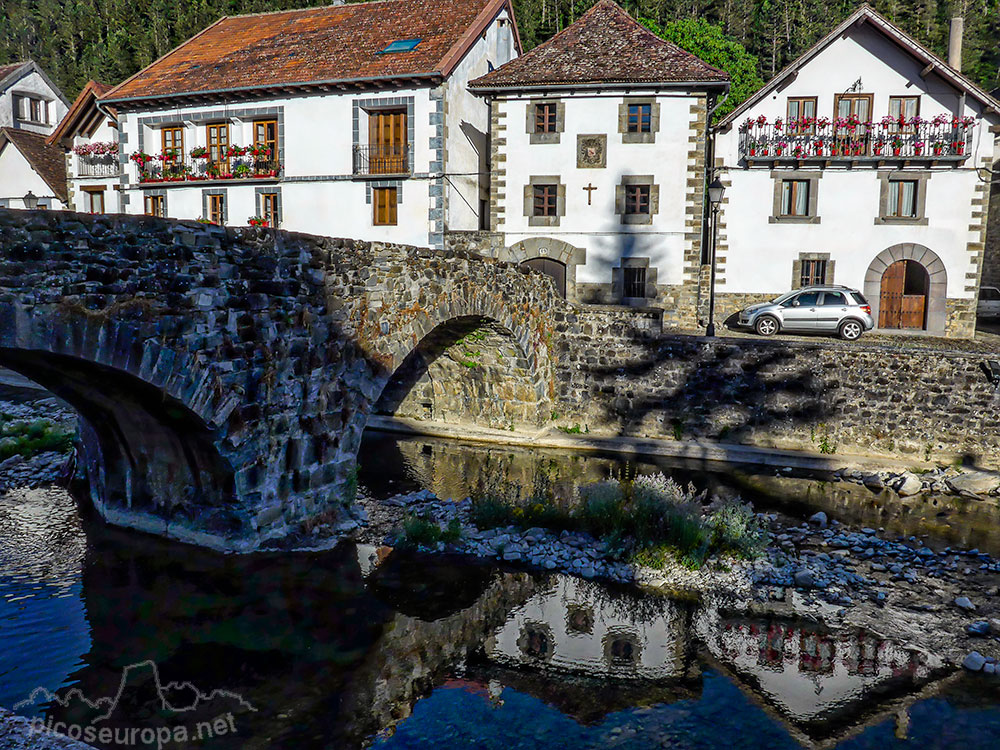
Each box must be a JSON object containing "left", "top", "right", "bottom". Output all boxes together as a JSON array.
[{"left": 0, "top": 209, "right": 562, "bottom": 551}]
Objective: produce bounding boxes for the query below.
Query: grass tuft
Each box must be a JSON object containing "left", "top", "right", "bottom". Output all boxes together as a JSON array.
[{"left": 468, "top": 470, "right": 768, "bottom": 569}]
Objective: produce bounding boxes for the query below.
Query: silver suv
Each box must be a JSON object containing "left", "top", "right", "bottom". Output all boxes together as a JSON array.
[{"left": 737, "top": 286, "right": 874, "bottom": 340}]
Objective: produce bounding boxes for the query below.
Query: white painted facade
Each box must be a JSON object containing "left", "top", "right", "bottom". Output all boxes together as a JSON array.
[
  {"left": 0, "top": 139, "right": 67, "bottom": 210},
  {"left": 484, "top": 575, "right": 689, "bottom": 680},
  {"left": 67, "top": 116, "right": 123, "bottom": 214},
  {"left": 109, "top": 10, "right": 517, "bottom": 247},
  {"left": 493, "top": 89, "right": 703, "bottom": 300},
  {"left": 0, "top": 63, "right": 68, "bottom": 136},
  {"left": 714, "top": 17, "right": 1000, "bottom": 336}
]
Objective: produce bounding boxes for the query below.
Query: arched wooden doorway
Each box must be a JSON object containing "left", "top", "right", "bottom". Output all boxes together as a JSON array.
[
  {"left": 520, "top": 257, "right": 567, "bottom": 298},
  {"left": 879, "top": 259, "right": 929, "bottom": 329}
]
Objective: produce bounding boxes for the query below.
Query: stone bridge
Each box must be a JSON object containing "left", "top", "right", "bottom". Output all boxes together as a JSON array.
[{"left": 0, "top": 209, "right": 562, "bottom": 551}]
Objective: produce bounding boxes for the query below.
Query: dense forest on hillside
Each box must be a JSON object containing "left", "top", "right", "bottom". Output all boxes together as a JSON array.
[{"left": 1, "top": 0, "right": 997, "bottom": 103}]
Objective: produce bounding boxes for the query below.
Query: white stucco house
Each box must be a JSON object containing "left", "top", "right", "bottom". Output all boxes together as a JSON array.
[
  {"left": 96, "top": 0, "right": 520, "bottom": 248},
  {"left": 468, "top": 0, "right": 728, "bottom": 323},
  {"left": 713, "top": 5, "right": 1000, "bottom": 338},
  {"left": 47, "top": 80, "right": 121, "bottom": 214},
  {"left": 0, "top": 60, "right": 69, "bottom": 137},
  {"left": 0, "top": 61, "right": 70, "bottom": 209}
]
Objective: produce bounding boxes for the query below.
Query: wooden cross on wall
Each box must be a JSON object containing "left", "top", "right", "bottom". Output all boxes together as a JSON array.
[{"left": 583, "top": 183, "right": 597, "bottom": 205}]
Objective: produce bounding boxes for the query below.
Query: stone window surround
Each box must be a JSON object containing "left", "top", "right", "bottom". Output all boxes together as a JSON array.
[
  {"left": 365, "top": 180, "right": 403, "bottom": 205},
  {"left": 612, "top": 257, "right": 657, "bottom": 302},
  {"left": 143, "top": 188, "right": 167, "bottom": 216},
  {"left": 770, "top": 170, "right": 821, "bottom": 224},
  {"left": 876, "top": 170, "right": 929, "bottom": 225},
  {"left": 202, "top": 188, "right": 228, "bottom": 224},
  {"left": 353, "top": 96, "right": 416, "bottom": 173},
  {"left": 135, "top": 106, "right": 285, "bottom": 170},
  {"left": 791, "top": 252, "right": 835, "bottom": 288},
  {"left": 615, "top": 175, "right": 660, "bottom": 225},
  {"left": 523, "top": 175, "right": 566, "bottom": 227},
  {"left": 618, "top": 97, "right": 660, "bottom": 144},
  {"left": 255, "top": 186, "right": 282, "bottom": 226},
  {"left": 526, "top": 99, "right": 565, "bottom": 144}
]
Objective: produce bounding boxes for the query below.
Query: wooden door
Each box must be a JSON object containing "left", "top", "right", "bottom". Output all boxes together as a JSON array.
[
  {"left": 900, "top": 293, "right": 926, "bottom": 329},
  {"left": 833, "top": 93, "right": 873, "bottom": 154},
  {"left": 207, "top": 123, "right": 229, "bottom": 173},
  {"left": 880, "top": 260, "right": 927, "bottom": 329},
  {"left": 369, "top": 110, "right": 407, "bottom": 174},
  {"left": 520, "top": 258, "right": 566, "bottom": 298}
]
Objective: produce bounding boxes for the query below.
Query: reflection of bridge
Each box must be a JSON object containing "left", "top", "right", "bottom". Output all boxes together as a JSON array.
[
  {"left": 0, "top": 209, "right": 560, "bottom": 551},
  {"left": 17, "top": 522, "right": 961, "bottom": 748}
]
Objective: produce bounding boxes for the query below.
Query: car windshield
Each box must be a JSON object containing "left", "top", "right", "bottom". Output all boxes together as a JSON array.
[{"left": 771, "top": 291, "right": 798, "bottom": 304}]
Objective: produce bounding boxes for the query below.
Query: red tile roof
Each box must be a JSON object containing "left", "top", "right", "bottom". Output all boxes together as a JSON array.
[
  {"left": 104, "top": 0, "right": 516, "bottom": 104},
  {"left": 0, "top": 127, "right": 68, "bottom": 204},
  {"left": 469, "top": 0, "right": 727, "bottom": 90}
]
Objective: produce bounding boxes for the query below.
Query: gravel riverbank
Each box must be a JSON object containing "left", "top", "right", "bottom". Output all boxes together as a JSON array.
[{"left": 358, "top": 482, "right": 1000, "bottom": 673}]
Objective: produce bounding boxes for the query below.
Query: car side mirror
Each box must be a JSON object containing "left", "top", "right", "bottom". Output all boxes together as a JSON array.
[{"left": 791, "top": 299, "right": 801, "bottom": 307}]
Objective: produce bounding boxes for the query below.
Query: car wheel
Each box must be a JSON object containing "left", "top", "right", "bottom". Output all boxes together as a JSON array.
[
  {"left": 839, "top": 320, "right": 863, "bottom": 341},
  {"left": 755, "top": 315, "right": 779, "bottom": 337}
]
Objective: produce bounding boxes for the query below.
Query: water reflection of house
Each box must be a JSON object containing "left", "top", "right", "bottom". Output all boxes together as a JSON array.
[
  {"left": 703, "top": 613, "right": 951, "bottom": 748},
  {"left": 484, "top": 576, "right": 693, "bottom": 680}
]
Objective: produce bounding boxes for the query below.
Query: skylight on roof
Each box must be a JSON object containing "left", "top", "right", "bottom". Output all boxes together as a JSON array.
[{"left": 380, "top": 39, "right": 421, "bottom": 54}]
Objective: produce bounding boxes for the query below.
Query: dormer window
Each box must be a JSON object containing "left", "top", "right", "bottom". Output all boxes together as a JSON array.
[{"left": 14, "top": 95, "right": 49, "bottom": 125}]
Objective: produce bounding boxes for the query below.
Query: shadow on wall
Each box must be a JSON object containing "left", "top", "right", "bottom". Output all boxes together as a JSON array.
[{"left": 576, "top": 331, "right": 824, "bottom": 445}]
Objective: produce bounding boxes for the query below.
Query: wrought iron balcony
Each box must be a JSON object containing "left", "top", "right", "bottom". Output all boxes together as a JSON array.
[
  {"left": 77, "top": 154, "right": 121, "bottom": 177},
  {"left": 135, "top": 154, "right": 280, "bottom": 184},
  {"left": 738, "top": 116, "right": 976, "bottom": 163},
  {"left": 353, "top": 144, "right": 410, "bottom": 176}
]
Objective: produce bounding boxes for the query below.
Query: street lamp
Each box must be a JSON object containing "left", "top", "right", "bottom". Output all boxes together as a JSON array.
[
  {"left": 705, "top": 177, "right": 726, "bottom": 337},
  {"left": 22, "top": 191, "right": 38, "bottom": 210}
]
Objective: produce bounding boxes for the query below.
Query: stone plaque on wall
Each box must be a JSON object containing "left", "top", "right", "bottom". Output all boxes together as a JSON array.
[{"left": 576, "top": 134, "right": 607, "bottom": 169}]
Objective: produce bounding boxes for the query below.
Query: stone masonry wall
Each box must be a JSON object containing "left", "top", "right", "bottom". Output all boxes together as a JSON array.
[
  {"left": 553, "top": 306, "right": 1000, "bottom": 467},
  {"left": 0, "top": 208, "right": 560, "bottom": 552}
]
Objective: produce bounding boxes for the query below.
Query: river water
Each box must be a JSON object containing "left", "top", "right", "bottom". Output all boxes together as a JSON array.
[{"left": 2, "top": 430, "right": 1000, "bottom": 749}]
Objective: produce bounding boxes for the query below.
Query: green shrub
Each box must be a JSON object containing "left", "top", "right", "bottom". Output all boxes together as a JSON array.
[
  {"left": 400, "top": 516, "right": 463, "bottom": 547},
  {"left": 0, "top": 418, "right": 75, "bottom": 460},
  {"left": 468, "top": 471, "right": 768, "bottom": 569}
]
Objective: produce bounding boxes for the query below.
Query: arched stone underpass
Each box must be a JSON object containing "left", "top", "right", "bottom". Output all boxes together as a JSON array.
[
  {"left": 0, "top": 208, "right": 561, "bottom": 551},
  {"left": 375, "top": 315, "right": 548, "bottom": 430},
  {"left": 0, "top": 349, "right": 237, "bottom": 538}
]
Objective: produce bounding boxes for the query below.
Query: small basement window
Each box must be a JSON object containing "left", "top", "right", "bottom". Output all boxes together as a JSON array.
[{"left": 380, "top": 39, "right": 421, "bottom": 54}]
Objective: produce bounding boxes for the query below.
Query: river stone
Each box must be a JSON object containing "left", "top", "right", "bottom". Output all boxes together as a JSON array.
[
  {"left": 946, "top": 471, "right": 1000, "bottom": 496},
  {"left": 968, "top": 621, "right": 991, "bottom": 637},
  {"left": 963, "top": 651, "right": 987, "bottom": 671},
  {"left": 955, "top": 596, "right": 976, "bottom": 611},
  {"left": 808, "top": 512, "right": 828, "bottom": 528},
  {"left": 893, "top": 472, "right": 923, "bottom": 497},
  {"left": 794, "top": 569, "right": 815, "bottom": 588}
]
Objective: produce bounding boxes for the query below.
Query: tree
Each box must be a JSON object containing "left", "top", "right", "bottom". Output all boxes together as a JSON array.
[{"left": 640, "top": 16, "right": 765, "bottom": 119}]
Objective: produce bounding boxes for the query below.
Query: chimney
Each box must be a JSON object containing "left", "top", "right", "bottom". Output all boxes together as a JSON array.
[{"left": 949, "top": 16, "right": 964, "bottom": 71}]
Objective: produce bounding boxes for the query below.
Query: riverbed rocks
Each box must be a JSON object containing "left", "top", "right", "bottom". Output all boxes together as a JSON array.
[
  {"left": 0, "top": 396, "right": 76, "bottom": 493},
  {"left": 836, "top": 466, "right": 1000, "bottom": 500}
]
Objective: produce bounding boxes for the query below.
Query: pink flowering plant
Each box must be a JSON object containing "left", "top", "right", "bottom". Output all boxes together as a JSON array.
[{"left": 73, "top": 141, "right": 118, "bottom": 156}]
